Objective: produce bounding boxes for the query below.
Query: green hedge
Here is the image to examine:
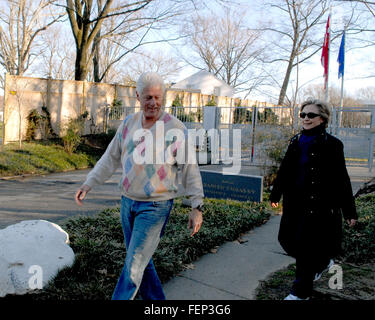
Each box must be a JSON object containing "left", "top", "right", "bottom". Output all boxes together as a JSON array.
[
  {"left": 340, "top": 194, "right": 375, "bottom": 263},
  {"left": 255, "top": 193, "right": 375, "bottom": 300},
  {"left": 4, "top": 198, "right": 270, "bottom": 300}
]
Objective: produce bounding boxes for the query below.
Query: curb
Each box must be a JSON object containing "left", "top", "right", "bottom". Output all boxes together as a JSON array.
[{"left": 0, "top": 167, "right": 93, "bottom": 181}]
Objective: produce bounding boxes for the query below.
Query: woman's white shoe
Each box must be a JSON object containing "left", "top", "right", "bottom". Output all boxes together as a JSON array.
[
  {"left": 284, "top": 294, "right": 310, "bottom": 300},
  {"left": 314, "top": 259, "right": 335, "bottom": 281}
]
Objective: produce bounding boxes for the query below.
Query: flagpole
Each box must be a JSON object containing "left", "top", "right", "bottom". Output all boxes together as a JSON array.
[
  {"left": 338, "top": 27, "right": 346, "bottom": 128},
  {"left": 325, "top": 8, "right": 332, "bottom": 103},
  {"left": 339, "top": 73, "right": 344, "bottom": 126}
]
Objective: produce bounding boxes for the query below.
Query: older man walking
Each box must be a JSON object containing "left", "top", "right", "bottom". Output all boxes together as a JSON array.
[{"left": 75, "top": 72, "right": 204, "bottom": 300}]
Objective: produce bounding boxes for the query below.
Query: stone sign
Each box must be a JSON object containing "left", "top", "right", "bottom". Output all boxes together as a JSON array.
[{"left": 200, "top": 170, "right": 263, "bottom": 202}]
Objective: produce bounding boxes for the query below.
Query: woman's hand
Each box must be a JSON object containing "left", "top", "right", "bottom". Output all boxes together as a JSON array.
[
  {"left": 271, "top": 202, "right": 279, "bottom": 208},
  {"left": 75, "top": 184, "right": 91, "bottom": 206},
  {"left": 347, "top": 219, "right": 356, "bottom": 228}
]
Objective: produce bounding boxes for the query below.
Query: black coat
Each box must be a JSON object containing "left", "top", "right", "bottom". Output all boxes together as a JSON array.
[{"left": 270, "top": 126, "right": 357, "bottom": 258}]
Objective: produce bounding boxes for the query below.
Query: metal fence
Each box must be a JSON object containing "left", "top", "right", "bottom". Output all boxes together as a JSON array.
[
  {"left": 106, "top": 104, "right": 375, "bottom": 170},
  {"left": 328, "top": 107, "right": 375, "bottom": 170},
  {"left": 216, "top": 106, "right": 298, "bottom": 166}
]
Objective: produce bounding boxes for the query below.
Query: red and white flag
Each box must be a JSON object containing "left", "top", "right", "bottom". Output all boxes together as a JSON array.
[{"left": 321, "top": 15, "right": 330, "bottom": 89}]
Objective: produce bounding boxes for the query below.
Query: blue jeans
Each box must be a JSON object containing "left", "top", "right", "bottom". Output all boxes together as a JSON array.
[{"left": 112, "top": 196, "right": 173, "bottom": 300}]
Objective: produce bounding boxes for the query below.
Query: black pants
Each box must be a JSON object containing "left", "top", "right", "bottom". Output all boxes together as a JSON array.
[{"left": 291, "top": 254, "right": 331, "bottom": 299}]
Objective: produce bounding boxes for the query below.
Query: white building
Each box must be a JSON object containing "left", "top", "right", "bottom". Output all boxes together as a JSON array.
[{"left": 172, "top": 70, "right": 235, "bottom": 98}]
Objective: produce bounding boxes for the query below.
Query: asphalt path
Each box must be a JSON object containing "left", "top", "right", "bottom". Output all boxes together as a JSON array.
[
  {"left": 0, "top": 169, "right": 122, "bottom": 229},
  {"left": 0, "top": 165, "right": 371, "bottom": 229}
]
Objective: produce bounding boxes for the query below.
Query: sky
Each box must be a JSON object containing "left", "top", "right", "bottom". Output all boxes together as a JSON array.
[
  {"left": 1, "top": 0, "right": 374, "bottom": 105},
  {"left": 168, "top": 0, "right": 375, "bottom": 103}
]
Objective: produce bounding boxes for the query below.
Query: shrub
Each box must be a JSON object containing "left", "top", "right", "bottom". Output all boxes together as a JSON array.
[
  {"left": 233, "top": 107, "right": 252, "bottom": 124},
  {"left": 205, "top": 95, "right": 216, "bottom": 106},
  {"left": 40, "top": 106, "right": 57, "bottom": 139},
  {"left": 195, "top": 107, "right": 203, "bottom": 122},
  {"left": 25, "top": 107, "right": 57, "bottom": 141},
  {"left": 6, "top": 198, "right": 270, "bottom": 300},
  {"left": 170, "top": 95, "right": 196, "bottom": 122},
  {"left": 62, "top": 112, "right": 88, "bottom": 155},
  {"left": 257, "top": 126, "right": 296, "bottom": 188},
  {"left": 259, "top": 108, "right": 279, "bottom": 124},
  {"left": 25, "top": 109, "right": 42, "bottom": 141},
  {"left": 109, "top": 98, "right": 123, "bottom": 120},
  {"left": 340, "top": 194, "right": 375, "bottom": 263}
]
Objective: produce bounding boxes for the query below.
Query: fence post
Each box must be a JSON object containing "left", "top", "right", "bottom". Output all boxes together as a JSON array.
[
  {"left": 331, "top": 106, "right": 337, "bottom": 135},
  {"left": 81, "top": 80, "right": 87, "bottom": 115},
  {"left": 293, "top": 107, "right": 299, "bottom": 132},
  {"left": 369, "top": 107, "right": 375, "bottom": 172},
  {"left": 1, "top": 73, "right": 9, "bottom": 145},
  {"left": 103, "top": 104, "right": 110, "bottom": 133},
  {"left": 46, "top": 76, "right": 52, "bottom": 112},
  {"left": 250, "top": 105, "right": 257, "bottom": 163}
]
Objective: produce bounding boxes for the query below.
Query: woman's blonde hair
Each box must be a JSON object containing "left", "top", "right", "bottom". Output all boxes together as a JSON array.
[{"left": 301, "top": 98, "right": 331, "bottom": 127}]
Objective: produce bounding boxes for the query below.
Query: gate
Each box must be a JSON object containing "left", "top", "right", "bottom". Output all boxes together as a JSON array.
[
  {"left": 329, "top": 105, "right": 375, "bottom": 171},
  {"left": 106, "top": 104, "right": 375, "bottom": 171},
  {"left": 217, "top": 105, "right": 297, "bottom": 167}
]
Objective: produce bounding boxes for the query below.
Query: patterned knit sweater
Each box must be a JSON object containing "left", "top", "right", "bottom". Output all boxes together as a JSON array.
[{"left": 83, "top": 111, "right": 204, "bottom": 208}]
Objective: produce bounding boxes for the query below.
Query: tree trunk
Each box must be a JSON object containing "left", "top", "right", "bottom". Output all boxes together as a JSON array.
[
  {"left": 92, "top": 31, "right": 101, "bottom": 83},
  {"left": 75, "top": 46, "right": 89, "bottom": 81},
  {"left": 93, "top": 0, "right": 102, "bottom": 83},
  {"left": 278, "top": 50, "right": 296, "bottom": 106}
]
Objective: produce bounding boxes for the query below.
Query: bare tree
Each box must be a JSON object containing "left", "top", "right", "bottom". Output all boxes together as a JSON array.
[
  {"left": 361, "top": 0, "right": 375, "bottom": 17},
  {"left": 119, "top": 49, "right": 183, "bottom": 84},
  {"left": 338, "top": 0, "right": 375, "bottom": 17},
  {"left": 180, "top": 9, "right": 267, "bottom": 97},
  {"left": 336, "top": 0, "right": 375, "bottom": 49},
  {"left": 0, "top": 0, "right": 65, "bottom": 87},
  {"left": 36, "top": 25, "right": 76, "bottom": 79},
  {"left": 356, "top": 86, "right": 375, "bottom": 101},
  {"left": 260, "top": 0, "right": 367, "bottom": 106},
  {"left": 88, "top": 4, "right": 184, "bottom": 83},
  {"left": 305, "top": 84, "right": 372, "bottom": 128},
  {"left": 4, "top": 76, "right": 31, "bottom": 148},
  {"left": 64, "top": 0, "right": 199, "bottom": 82},
  {"left": 300, "top": 83, "right": 362, "bottom": 107},
  {"left": 259, "top": 0, "right": 333, "bottom": 106}
]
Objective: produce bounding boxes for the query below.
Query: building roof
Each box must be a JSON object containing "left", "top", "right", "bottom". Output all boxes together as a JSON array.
[{"left": 172, "top": 70, "right": 235, "bottom": 97}]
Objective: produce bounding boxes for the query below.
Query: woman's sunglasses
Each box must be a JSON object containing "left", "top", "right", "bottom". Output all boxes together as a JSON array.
[{"left": 299, "top": 112, "right": 320, "bottom": 119}]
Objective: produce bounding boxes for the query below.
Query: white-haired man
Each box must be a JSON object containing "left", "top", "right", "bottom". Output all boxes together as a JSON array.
[{"left": 75, "top": 72, "right": 204, "bottom": 300}]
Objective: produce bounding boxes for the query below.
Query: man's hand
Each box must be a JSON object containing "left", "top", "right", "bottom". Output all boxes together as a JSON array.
[
  {"left": 188, "top": 208, "right": 203, "bottom": 237},
  {"left": 271, "top": 202, "right": 279, "bottom": 208},
  {"left": 75, "top": 184, "right": 91, "bottom": 206}
]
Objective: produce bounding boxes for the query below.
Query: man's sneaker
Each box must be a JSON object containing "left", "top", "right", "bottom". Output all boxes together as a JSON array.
[
  {"left": 284, "top": 294, "right": 310, "bottom": 300},
  {"left": 314, "top": 259, "right": 335, "bottom": 281}
]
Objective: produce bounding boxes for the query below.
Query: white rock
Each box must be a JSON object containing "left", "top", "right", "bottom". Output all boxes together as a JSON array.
[{"left": 0, "top": 220, "right": 75, "bottom": 297}]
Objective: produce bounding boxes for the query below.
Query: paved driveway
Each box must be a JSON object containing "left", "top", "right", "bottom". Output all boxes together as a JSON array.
[
  {"left": 0, "top": 165, "right": 370, "bottom": 229},
  {"left": 0, "top": 169, "right": 122, "bottom": 229}
]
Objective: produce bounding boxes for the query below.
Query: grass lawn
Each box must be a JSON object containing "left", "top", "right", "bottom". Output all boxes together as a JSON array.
[
  {"left": 0, "top": 140, "right": 103, "bottom": 177},
  {"left": 0, "top": 137, "right": 276, "bottom": 300},
  {"left": 255, "top": 194, "right": 375, "bottom": 300},
  {"left": 2, "top": 198, "right": 272, "bottom": 300}
]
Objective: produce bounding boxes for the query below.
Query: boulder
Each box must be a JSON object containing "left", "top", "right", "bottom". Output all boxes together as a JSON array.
[{"left": 0, "top": 220, "right": 75, "bottom": 297}]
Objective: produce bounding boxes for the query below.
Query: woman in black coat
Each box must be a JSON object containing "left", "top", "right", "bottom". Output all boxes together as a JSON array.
[{"left": 270, "top": 99, "right": 357, "bottom": 300}]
